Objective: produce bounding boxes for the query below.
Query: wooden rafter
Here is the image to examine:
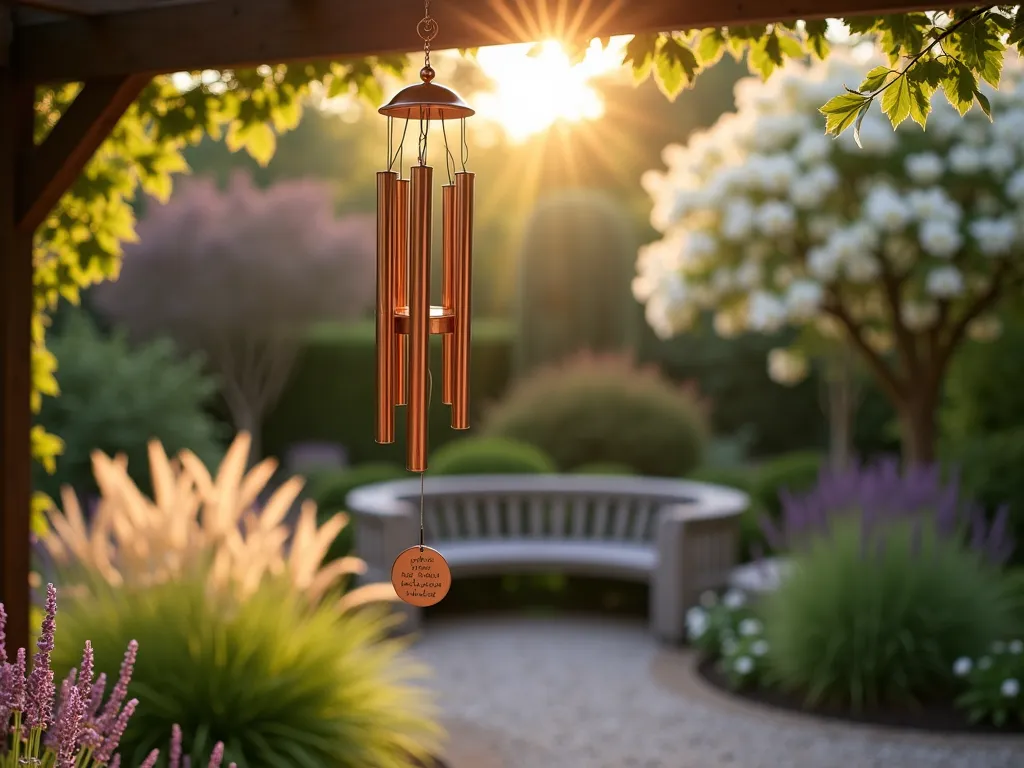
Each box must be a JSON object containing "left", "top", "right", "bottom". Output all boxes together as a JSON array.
[
  {"left": 14, "top": 0, "right": 980, "bottom": 85},
  {"left": 17, "top": 73, "right": 149, "bottom": 232}
]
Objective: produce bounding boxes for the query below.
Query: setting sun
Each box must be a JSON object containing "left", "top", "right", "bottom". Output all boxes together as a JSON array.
[{"left": 471, "top": 37, "right": 630, "bottom": 142}]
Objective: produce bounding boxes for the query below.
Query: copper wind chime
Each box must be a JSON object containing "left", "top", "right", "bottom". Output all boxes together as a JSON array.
[{"left": 378, "top": 0, "right": 474, "bottom": 607}]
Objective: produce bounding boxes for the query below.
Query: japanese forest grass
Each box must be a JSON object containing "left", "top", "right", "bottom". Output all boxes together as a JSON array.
[
  {"left": 759, "top": 517, "right": 1018, "bottom": 711},
  {"left": 51, "top": 575, "right": 442, "bottom": 768}
]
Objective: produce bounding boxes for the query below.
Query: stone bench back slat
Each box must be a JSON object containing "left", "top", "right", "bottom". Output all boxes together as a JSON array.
[{"left": 347, "top": 474, "right": 749, "bottom": 644}]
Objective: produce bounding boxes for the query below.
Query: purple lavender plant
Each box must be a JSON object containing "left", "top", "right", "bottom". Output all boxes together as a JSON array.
[{"left": 759, "top": 457, "right": 1016, "bottom": 565}]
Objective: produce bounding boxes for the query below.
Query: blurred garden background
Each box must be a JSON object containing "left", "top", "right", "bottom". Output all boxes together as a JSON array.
[{"left": 20, "top": 15, "right": 1024, "bottom": 768}]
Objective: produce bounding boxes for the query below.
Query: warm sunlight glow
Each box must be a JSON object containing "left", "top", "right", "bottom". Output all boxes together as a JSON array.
[{"left": 472, "top": 37, "right": 630, "bottom": 142}]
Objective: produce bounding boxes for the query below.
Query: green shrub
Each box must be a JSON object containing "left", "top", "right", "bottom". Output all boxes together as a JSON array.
[
  {"left": 955, "top": 428, "right": 1024, "bottom": 566},
  {"left": 515, "top": 189, "right": 638, "bottom": 374},
  {"left": 34, "top": 310, "right": 224, "bottom": 501},
  {"left": 429, "top": 436, "right": 556, "bottom": 475},
  {"left": 306, "top": 462, "right": 409, "bottom": 560},
  {"left": 751, "top": 451, "right": 823, "bottom": 522},
  {"left": 572, "top": 462, "right": 637, "bottom": 475},
  {"left": 53, "top": 576, "right": 441, "bottom": 768},
  {"left": 264, "top": 320, "right": 513, "bottom": 466},
  {"left": 763, "top": 518, "right": 1016, "bottom": 710},
  {"left": 483, "top": 353, "right": 707, "bottom": 477}
]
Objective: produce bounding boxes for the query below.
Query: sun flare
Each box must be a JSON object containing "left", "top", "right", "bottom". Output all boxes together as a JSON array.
[{"left": 471, "top": 37, "right": 630, "bottom": 142}]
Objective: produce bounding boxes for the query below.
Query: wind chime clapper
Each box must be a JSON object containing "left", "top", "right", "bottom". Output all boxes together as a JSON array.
[{"left": 374, "top": 7, "right": 476, "bottom": 478}]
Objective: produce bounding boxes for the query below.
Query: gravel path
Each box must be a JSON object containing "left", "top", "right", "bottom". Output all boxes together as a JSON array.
[{"left": 411, "top": 614, "right": 1024, "bottom": 768}]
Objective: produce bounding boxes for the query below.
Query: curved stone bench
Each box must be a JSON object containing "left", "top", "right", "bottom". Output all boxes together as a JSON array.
[{"left": 346, "top": 474, "right": 748, "bottom": 643}]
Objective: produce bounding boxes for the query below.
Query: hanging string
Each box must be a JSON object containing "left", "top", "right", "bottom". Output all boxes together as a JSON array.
[
  {"left": 418, "top": 109, "right": 430, "bottom": 166},
  {"left": 440, "top": 119, "right": 456, "bottom": 185},
  {"left": 460, "top": 117, "right": 469, "bottom": 172},
  {"left": 388, "top": 117, "right": 411, "bottom": 174},
  {"left": 419, "top": 368, "right": 433, "bottom": 550}
]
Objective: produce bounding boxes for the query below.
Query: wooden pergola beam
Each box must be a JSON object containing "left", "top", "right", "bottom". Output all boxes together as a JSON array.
[
  {"left": 17, "top": 74, "right": 148, "bottom": 232},
  {"left": 14, "top": 0, "right": 979, "bottom": 85}
]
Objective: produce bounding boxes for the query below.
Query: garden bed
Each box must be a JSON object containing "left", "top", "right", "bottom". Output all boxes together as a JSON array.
[{"left": 696, "top": 656, "right": 1024, "bottom": 736}]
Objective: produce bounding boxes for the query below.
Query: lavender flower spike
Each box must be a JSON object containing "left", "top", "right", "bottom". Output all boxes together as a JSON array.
[
  {"left": 11, "top": 647, "right": 27, "bottom": 711},
  {"left": 98, "top": 640, "right": 138, "bottom": 734},
  {"left": 208, "top": 741, "right": 225, "bottom": 768},
  {"left": 0, "top": 602, "right": 7, "bottom": 665},
  {"left": 25, "top": 583, "right": 57, "bottom": 730},
  {"left": 78, "top": 641, "right": 95, "bottom": 706},
  {"left": 88, "top": 672, "right": 107, "bottom": 719},
  {"left": 55, "top": 686, "right": 86, "bottom": 768},
  {"left": 140, "top": 749, "right": 161, "bottom": 768},
  {"left": 108, "top": 755, "right": 121, "bottom": 768},
  {"left": 95, "top": 697, "right": 139, "bottom": 764},
  {"left": 170, "top": 723, "right": 183, "bottom": 768}
]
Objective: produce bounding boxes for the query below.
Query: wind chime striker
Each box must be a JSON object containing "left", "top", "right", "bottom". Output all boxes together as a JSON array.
[{"left": 377, "top": 0, "right": 474, "bottom": 607}]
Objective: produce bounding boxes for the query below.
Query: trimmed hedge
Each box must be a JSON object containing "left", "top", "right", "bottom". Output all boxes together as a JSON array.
[
  {"left": 572, "top": 462, "right": 637, "bottom": 475},
  {"left": 429, "top": 436, "right": 557, "bottom": 475},
  {"left": 263, "top": 320, "right": 514, "bottom": 466}
]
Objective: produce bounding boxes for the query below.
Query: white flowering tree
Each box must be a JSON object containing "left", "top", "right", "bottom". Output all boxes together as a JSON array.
[{"left": 635, "top": 49, "right": 1024, "bottom": 465}]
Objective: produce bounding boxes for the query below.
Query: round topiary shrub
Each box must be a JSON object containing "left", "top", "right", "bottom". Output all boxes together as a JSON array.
[
  {"left": 758, "top": 460, "right": 1017, "bottom": 711},
  {"left": 429, "top": 436, "right": 556, "bottom": 475},
  {"left": 572, "top": 462, "right": 637, "bottom": 475},
  {"left": 483, "top": 352, "right": 708, "bottom": 477},
  {"left": 54, "top": 576, "right": 442, "bottom": 768}
]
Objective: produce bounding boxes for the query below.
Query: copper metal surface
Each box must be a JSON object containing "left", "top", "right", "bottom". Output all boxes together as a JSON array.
[
  {"left": 391, "top": 545, "right": 452, "bottom": 607},
  {"left": 374, "top": 171, "right": 397, "bottom": 444},
  {"left": 451, "top": 171, "right": 475, "bottom": 430},
  {"left": 393, "top": 178, "right": 410, "bottom": 407},
  {"left": 394, "top": 304, "right": 454, "bottom": 335},
  {"left": 379, "top": 80, "right": 475, "bottom": 121},
  {"left": 441, "top": 183, "right": 456, "bottom": 406},
  {"left": 407, "top": 164, "right": 433, "bottom": 472}
]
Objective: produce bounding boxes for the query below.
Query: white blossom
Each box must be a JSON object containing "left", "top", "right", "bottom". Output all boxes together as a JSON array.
[
  {"left": 1005, "top": 169, "right": 1024, "bottom": 203},
  {"left": 949, "top": 144, "right": 984, "bottom": 174},
  {"left": 748, "top": 291, "right": 788, "bottom": 332},
  {"left": 918, "top": 219, "right": 963, "bottom": 259},
  {"left": 722, "top": 637, "right": 738, "bottom": 656},
  {"left": 756, "top": 201, "right": 797, "bottom": 237},
  {"left": 768, "top": 348, "right": 809, "bottom": 385},
  {"left": 969, "top": 218, "right": 1017, "bottom": 257},
  {"left": 907, "top": 188, "right": 962, "bottom": 222},
  {"left": 793, "top": 132, "right": 831, "bottom": 165},
  {"left": 904, "top": 152, "right": 944, "bottom": 184},
  {"left": 844, "top": 253, "right": 881, "bottom": 283},
  {"left": 863, "top": 186, "right": 912, "bottom": 232},
  {"left": 721, "top": 198, "right": 756, "bottom": 241},
  {"left": 985, "top": 144, "right": 1016, "bottom": 176},
  {"left": 739, "top": 618, "right": 763, "bottom": 637},
  {"left": 807, "top": 246, "right": 841, "bottom": 282},
  {"left": 901, "top": 300, "right": 938, "bottom": 331},
  {"left": 723, "top": 589, "right": 746, "bottom": 609},
  {"left": 979, "top": 656, "right": 993, "bottom": 671},
  {"left": 751, "top": 639, "right": 769, "bottom": 657},
  {"left": 926, "top": 266, "right": 966, "bottom": 298},
  {"left": 733, "top": 656, "right": 754, "bottom": 675},
  {"left": 1002, "top": 679, "right": 1020, "bottom": 698},
  {"left": 1010, "top": 640, "right": 1023, "bottom": 655},
  {"left": 785, "top": 279, "right": 824, "bottom": 320},
  {"left": 686, "top": 607, "right": 709, "bottom": 639},
  {"left": 735, "top": 261, "right": 763, "bottom": 290},
  {"left": 953, "top": 657, "right": 973, "bottom": 677}
]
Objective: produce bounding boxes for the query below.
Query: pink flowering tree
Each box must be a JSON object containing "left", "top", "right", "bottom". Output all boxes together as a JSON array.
[
  {"left": 94, "top": 172, "right": 376, "bottom": 460},
  {"left": 635, "top": 50, "right": 1024, "bottom": 465}
]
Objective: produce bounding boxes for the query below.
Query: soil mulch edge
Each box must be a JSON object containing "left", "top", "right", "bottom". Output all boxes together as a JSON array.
[{"left": 650, "top": 646, "right": 1024, "bottom": 749}]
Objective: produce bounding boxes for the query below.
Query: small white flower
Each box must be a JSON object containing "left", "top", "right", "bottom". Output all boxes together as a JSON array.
[
  {"left": 1009, "top": 640, "right": 1023, "bottom": 655},
  {"left": 953, "top": 657, "right": 973, "bottom": 677},
  {"left": 785, "top": 279, "right": 824, "bottom": 321},
  {"left": 1006, "top": 169, "right": 1024, "bottom": 203},
  {"left": 722, "top": 638, "right": 739, "bottom": 656},
  {"left": 723, "top": 589, "right": 746, "bottom": 610},
  {"left": 904, "top": 152, "right": 944, "bottom": 184},
  {"left": 993, "top": 641, "right": 1007, "bottom": 655},
  {"left": 748, "top": 291, "right": 788, "bottom": 332},
  {"left": 918, "top": 219, "right": 963, "bottom": 259},
  {"left": 985, "top": 144, "right": 1016, "bottom": 176},
  {"left": 949, "top": 144, "right": 984, "bottom": 174},
  {"left": 700, "top": 591, "right": 718, "bottom": 608},
  {"left": 751, "top": 639, "right": 769, "bottom": 657},
  {"left": 739, "top": 618, "right": 763, "bottom": 637},
  {"left": 767, "top": 348, "right": 809, "bottom": 386},
  {"left": 735, "top": 261, "right": 762, "bottom": 290},
  {"left": 807, "top": 246, "right": 840, "bottom": 281},
  {"left": 979, "top": 656, "right": 993, "bottom": 671},
  {"left": 793, "top": 132, "right": 831, "bottom": 165},
  {"left": 733, "top": 656, "right": 755, "bottom": 675},
  {"left": 1001, "top": 678, "right": 1020, "bottom": 698},
  {"left": 844, "top": 253, "right": 881, "bottom": 283},
  {"left": 756, "top": 200, "right": 797, "bottom": 237},
  {"left": 969, "top": 218, "right": 1017, "bottom": 257},
  {"left": 863, "top": 186, "right": 912, "bottom": 232},
  {"left": 926, "top": 266, "right": 966, "bottom": 299},
  {"left": 721, "top": 198, "right": 756, "bottom": 241},
  {"left": 901, "top": 301, "right": 938, "bottom": 331}
]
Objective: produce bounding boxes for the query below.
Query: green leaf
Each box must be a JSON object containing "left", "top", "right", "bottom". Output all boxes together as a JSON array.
[
  {"left": 819, "top": 92, "right": 871, "bottom": 136},
  {"left": 1009, "top": 7, "right": 1024, "bottom": 49},
  {"left": 858, "top": 65, "right": 893, "bottom": 93},
  {"left": 878, "top": 13, "right": 929, "bottom": 60},
  {"left": 852, "top": 101, "right": 872, "bottom": 147},
  {"left": 749, "top": 33, "right": 783, "bottom": 79},
  {"left": 908, "top": 56, "right": 946, "bottom": 89},
  {"left": 880, "top": 74, "right": 912, "bottom": 128},
  {"left": 941, "top": 59, "right": 979, "bottom": 116},
  {"left": 653, "top": 37, "right": 700, "bottom": 100},
  {"left": 804, "top": 19, "right": 830, "bottom": 59},
  {"left": 951, "top": 14, "right": 1005, "bottom": 88},
  {"left": 845, "top": 16, "right": 881, "bottom": 35},
  {"left": 624, "top": 33, "right": 660, "bottom": 83},
  {"left": 697, "top": 28, "right": 727, "bottom": 66},
  {"left": 975, "top": 87, "right": 993, "bottom": 120}
]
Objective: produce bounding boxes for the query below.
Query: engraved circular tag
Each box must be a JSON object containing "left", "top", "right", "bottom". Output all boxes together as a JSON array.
[{"left": 391, "top": 546, "right": 452, "bottom": 607}]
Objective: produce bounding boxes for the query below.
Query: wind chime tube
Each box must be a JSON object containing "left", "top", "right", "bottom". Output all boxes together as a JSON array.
[
  {"left": 407, "top": 164, "right": 433, "bottom": 472},
  {"left": 451, "top": 171, "right": 475, "bottom": 430},
  {"left": 441, "top": 184, "right": 456, "bottom": 406},
  {"left": 375, "top": 171, "right": 398, "bottom": 444},
  {"left": 393, "top": 178, "right": 411, "bottom": 406}
]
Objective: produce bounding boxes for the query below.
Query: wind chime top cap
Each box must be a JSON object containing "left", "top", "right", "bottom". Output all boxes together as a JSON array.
[{"left": 379, "top": 66, "right": 475, "bottom": 121}]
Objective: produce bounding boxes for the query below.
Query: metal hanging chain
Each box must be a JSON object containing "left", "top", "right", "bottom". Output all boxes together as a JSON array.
[{"left": 418, "top": 0, "right": 437, "bottom": 71}]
